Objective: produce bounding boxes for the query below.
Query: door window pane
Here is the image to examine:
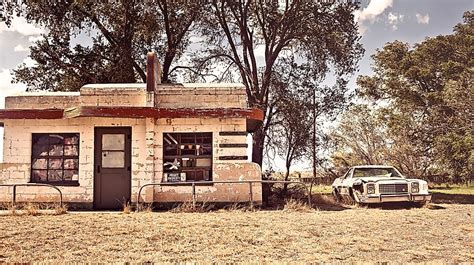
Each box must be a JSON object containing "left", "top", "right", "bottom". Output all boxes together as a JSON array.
[
  {"left": 102, "top": 134, "right": 125, "bottom": 150},
  {"left": 102, "top": 151, "right": 125, "bottom": 168}
]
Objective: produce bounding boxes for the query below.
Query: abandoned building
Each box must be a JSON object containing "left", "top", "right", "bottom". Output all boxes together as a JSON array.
[{"left": 0, "top": 52, "right": 263, "bottom": 209}]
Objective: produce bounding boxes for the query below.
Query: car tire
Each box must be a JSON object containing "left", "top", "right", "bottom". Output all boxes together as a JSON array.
[{"left": 332, "top": 189, "right": 341, "bottom": 203}]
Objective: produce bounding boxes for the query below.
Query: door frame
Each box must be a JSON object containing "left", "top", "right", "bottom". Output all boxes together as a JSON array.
[{"left": 93, "top": 126, "right": 132, "bottom": 209}]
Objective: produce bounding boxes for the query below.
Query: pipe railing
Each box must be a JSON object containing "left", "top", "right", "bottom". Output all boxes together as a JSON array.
[
  {"left": 136, "top": 180, "right": 311, "bottom": 211},
  {"left": 0, "top": 183, "right": 63, "bottom": 207}
]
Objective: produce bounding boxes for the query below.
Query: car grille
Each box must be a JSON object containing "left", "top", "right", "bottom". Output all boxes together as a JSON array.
[{"left": 379, "top": 183, "right": 408, "bottom": 194}]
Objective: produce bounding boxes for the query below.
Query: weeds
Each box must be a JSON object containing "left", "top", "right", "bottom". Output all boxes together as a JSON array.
[
  {"left": 25, "top": 203, "right": 40, "bottom": 216},
  {"left": 283, "top": 198, "right": 314, "bottom": 212},
  {"left": 54, "top": 204, "right": 68, "bottom": 215},
  {"left": 122, "top": 201, "right": 132, "bottom": 214}
]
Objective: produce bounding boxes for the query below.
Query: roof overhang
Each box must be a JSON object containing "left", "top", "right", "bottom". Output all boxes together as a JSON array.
[{"left": 0, "top": 107, "right": 264, "bottom": 132}]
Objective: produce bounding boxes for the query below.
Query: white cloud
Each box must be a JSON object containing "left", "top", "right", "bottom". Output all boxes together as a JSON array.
[
  {"left": 0, "top": 16, "right": 44, "bottom": 36},
  {"left": 28, "top": 35, "right": 43, "bottom": 43},
  {"left": 355, "top": 0, "right": 393, "bottom": 34},
  {"left": 416, "top": 13, "right": 430, "bottom": 24},
  {"left": 13, "top": 44, "right": 28, "bottom": 52},
  {"left": 0, "top": 69, "right": 27, "bottom": 108},
  {"left": 387, "top": 12, "right": 404, "bottom": 30},
  {"left": 21, "top": 57, "right": 36, "bottom": 67}
]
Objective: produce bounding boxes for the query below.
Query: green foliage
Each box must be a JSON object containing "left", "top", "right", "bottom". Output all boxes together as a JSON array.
[
  {"left": 350, "top": 11, "right": 473, "bottom": 183},
  {"left": 4, "top": 0, "right": 203, "bottom": 91}
]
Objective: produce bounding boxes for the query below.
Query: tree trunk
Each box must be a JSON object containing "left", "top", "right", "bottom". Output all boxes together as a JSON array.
[
  {"left": 252, "top": 127, "right": 265, "bottom": 166},
  {"left": 252, "top": 126, "right": 267, "bottom": 205}
]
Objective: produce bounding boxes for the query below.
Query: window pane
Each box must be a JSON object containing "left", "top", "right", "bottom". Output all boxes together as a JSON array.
[
  {"left": 33, "top": 135, "right": 50, "bottom": 146},
  {"left": 32, "top": 145, "right": 49, "bottom": 157},
  {"left": 48, "top": 134, "right": 64, "bottom": 145},
  {"left": 32, "top": 170, "right": 47, "bottom": 182},
  {"left": 200, "top": 145, "right": 212, "bottom": 156},
  {"left": 48, "top": 170, "right": 63, "bottom": 181},
  {"left": 102, "top": 134, "right": 125, "bottom": 150},
  {"left": 102, "top": 151, "right": 124, "bottom": 168},
  {"left": 49, "top": 145, "right": 63, "bottom": 156},
  {"left": 32, "top": 158, "right": 48, "bottom": 169},
  {"left": 64, "top": 159, "right": 78, "bottom": 170},
  {"left": 64, "top": 145, "right": 79, "bottom": 156},
  {"left": 64, "top": 135, "right": 79, "bottom": 145},
  {"left": 48, "top": 159, "right": 63, "bottom": 169},
  {"left": 64, "top": 170, "right": 79, "bottom": 181}
]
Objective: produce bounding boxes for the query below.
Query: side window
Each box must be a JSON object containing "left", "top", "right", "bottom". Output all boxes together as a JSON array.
[
  {"left": 343, "top": 169, "right": 352, "bottom": 179},
  {"left": 31, "top": 133, "right": 80, "bottom": 185}
]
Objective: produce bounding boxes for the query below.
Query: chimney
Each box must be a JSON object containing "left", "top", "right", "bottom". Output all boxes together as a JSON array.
[{"left": 146, "top": 51, "right": 161, "bottom": 92}]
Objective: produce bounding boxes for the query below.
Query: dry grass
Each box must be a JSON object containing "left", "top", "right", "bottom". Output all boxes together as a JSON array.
[
  {"left": 24, "top": 203, "right": 40, "bottom": 216},
  {"left": 0, "top": 203, "right": 67, "bottom": 216},
  {"left": 283, "top": 199, "right": 314, "bottom": 212},
  {"left": 122, "top": 202, "right": 132, "bottom": 214},
  {"left": 0, "top": 204, "right": 472, "bottom": 263}
]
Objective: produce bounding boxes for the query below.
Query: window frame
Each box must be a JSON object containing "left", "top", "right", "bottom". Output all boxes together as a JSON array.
[
  {"left": 30, "top": 133, "right": 80, "bottom": 186},
  {"left": 163, "top": 132, "right": 213, "bottom": 184}
]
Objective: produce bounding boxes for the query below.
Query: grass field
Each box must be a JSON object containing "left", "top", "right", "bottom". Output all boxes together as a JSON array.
[
  {"left": 430, "top": 185, "right": 474, "bottom": 195},
  {"left": 0, "top": 203, "right": 473, "bottom": 263}
]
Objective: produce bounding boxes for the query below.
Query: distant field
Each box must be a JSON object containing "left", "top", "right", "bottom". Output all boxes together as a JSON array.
[
  {"left": 430, "top": 185, "right": 474, "bottom": 195},
  {"left": 0, "top": 203, "right": 473, "bottom": 263}
]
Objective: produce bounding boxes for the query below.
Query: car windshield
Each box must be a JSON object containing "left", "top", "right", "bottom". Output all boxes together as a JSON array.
[{"left": 353, "top": 168, "right": 403, "bottom": 178}]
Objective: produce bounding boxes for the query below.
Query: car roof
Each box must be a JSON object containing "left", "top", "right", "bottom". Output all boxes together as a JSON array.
[{"left": 352, "top": 165, "right": 395, "bottom": 169}]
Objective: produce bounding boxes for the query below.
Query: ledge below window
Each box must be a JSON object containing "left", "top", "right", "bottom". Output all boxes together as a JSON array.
[{"left": 29, "top": 181, "right": 80, "bottom": 187}]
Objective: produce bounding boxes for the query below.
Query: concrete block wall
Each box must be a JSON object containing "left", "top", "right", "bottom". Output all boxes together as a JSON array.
[
  {"left": 0, "top": 117, "right": 262, "bottom": 205},
  {"left": 0, "top": 117, "right": 147, "bottom": 205},
  {"left": 148, "top": 117, "right": 262, "bottom": 203},
  {"left": 5, "top": 93, "right": 80, "bottom": 109},
  {"left": 80, "top": 84, "right": 148, "bottom": 107},
  {"left": 156, "top": 84, "right": 247, "bottom": 109}
]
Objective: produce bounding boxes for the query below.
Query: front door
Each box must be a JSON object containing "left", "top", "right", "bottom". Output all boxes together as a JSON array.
[{"left": 94, "top": 127, "right": 132, "bottom": 209}]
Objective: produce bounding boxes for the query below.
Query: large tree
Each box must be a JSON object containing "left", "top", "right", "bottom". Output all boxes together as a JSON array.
[
  {"left": 194, "top": 0, "right": 363, "bottom": 166},
  {"left": 356, "top": 11, "right": 473, "bottom": 183},
  {"left": 3, "top": 0, "right": 203, "bottom": 91}
]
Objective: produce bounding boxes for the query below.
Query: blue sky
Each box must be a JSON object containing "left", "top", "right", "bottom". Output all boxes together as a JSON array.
[{"left": 0, "top": 0, "right": 473, "bottom": 167}]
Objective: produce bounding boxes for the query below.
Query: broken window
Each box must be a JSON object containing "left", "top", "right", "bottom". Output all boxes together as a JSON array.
[
  {"left": 163, "top": 132, "right": 212, "bottom": 182},
  {"left": 31, "top": 133, "right": 80, "bottom": 185}
]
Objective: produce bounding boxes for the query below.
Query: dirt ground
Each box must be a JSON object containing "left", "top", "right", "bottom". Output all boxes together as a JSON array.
[{"left": 0, "top": 203, "right": 473, "bottom": 263}]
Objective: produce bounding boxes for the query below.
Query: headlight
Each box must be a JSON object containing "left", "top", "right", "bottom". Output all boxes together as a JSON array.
[
  {"left": 411, "top": 182, "right": 419, "bottom": 193},
  {"left": 367, "top": 183, "right": 375, "bottom": 194}
]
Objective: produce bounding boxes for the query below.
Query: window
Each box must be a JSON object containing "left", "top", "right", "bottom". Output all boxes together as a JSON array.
[
  {"left": 163, "top": 132, "right": 212, "bottom": 182},
  {"left": 31, "top": 133, "right": 80, "bottom": 185}
]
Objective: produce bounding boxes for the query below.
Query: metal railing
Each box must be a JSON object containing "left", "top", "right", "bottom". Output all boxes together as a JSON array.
[
  {"left": 0, "top": 183, "right": 63, "bottom": 207},
  {"left": 136, "top": 180, "right": 310, "bottom": 211}
]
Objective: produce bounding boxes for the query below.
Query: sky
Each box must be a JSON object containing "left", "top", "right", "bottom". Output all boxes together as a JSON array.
[{"left": 0, "top": 0, "right": 473, "bottom": 166}]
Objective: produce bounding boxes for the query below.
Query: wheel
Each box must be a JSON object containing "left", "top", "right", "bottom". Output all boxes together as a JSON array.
[{"left": 332, "top": 188, "right": 341, "bottom": 203}]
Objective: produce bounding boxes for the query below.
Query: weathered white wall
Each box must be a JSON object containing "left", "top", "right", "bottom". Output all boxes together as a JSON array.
[
  {"left": 0, "top": 117, "right": 262, "bottom": 205},
  {"left": 0, "top": 117, "right": 147, "bottom": 205},
  {"left": 147, "top": 117, "right": 262, "bottom": 203}
]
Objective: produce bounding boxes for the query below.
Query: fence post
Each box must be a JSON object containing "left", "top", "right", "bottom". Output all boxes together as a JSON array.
[
  {"left": 12, "top": 185, "right": 17, "bottom": 206},
  {"left": 192, "top": 182, "right": 196, "bottom": 208}
]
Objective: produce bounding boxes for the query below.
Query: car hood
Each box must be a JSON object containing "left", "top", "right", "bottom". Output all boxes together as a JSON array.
[{"left": 352, "top": 177, "right": 409, "bottom": 183}]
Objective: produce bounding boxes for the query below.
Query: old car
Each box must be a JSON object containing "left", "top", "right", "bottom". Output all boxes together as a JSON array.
[{"left": 331, "top": 165, "right": 432, "bottom": 205}]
